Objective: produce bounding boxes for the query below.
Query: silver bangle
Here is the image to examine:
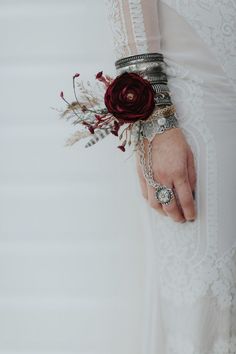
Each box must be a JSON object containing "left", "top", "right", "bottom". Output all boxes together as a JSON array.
[
  {"left": 116, "top": 64, "right": 168, "bottom": 84},
  {"left": 154, "top": 92, "right": 172, "bottom": 106},
  {"left": 136, "top": 114, "right": 178, "bottom": 143},
  {"left": 131, "top": 113, "right": 179, "bottom": 145},
  {"left": 142, "top": 114, "right": 179, "bottom": 138},
  {"left": 116, "top": 61, "right": 165, "bottom": 73},
  {"left": 115, "top": 52, "right": 164, "bottom": 68},
  {"left": 152, "top": 83, "right": 170, "bottom": 93},
  {"left": 115, "top": 52, "right": 168, "bottom": 84}
]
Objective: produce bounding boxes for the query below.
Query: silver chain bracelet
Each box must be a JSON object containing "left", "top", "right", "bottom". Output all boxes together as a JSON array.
[{"left": 137, "top": 138, "right": 176, "bottom": 205}]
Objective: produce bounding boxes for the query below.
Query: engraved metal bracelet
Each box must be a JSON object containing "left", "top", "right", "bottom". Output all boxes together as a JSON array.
[{"left": 115, "top": 52, "right": 168, "bottom": 85}]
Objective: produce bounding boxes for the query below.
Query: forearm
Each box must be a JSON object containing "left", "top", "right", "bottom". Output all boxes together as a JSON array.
[{"left": 104, "top": 0, "right": 161, "bottom": 59}]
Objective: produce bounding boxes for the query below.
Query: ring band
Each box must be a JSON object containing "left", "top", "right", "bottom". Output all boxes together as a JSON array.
[{"left": 155, "top": 185, "right": 175, "bottom": 205}]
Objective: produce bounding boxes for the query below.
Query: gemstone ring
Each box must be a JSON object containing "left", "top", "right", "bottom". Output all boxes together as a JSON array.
[{"left": 155, "top": 185, "right": 175, "bottom": 205}]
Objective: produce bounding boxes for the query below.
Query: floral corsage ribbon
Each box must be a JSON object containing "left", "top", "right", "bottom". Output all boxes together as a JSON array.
[{"left": 59, "top": 70, "right": 170, "bottom": 152}]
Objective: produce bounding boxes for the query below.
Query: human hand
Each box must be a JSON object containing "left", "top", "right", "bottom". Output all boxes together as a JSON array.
[{"left": 136, "top": 128, "right": 197, "bottom": 223}]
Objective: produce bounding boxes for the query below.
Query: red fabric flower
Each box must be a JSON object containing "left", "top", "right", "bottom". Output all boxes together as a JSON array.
[{"left": 104, "top": 72, "right": 155, "bottom": 123}]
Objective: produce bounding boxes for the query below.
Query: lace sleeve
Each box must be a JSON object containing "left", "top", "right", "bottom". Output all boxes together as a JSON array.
[{"left": 104, "top": 0, "right": 161, "bottom": 60}]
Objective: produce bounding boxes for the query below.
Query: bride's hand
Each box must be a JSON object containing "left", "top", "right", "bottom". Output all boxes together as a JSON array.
[{"left": 136, "top": 128, "right": 197, "bottom": 223}]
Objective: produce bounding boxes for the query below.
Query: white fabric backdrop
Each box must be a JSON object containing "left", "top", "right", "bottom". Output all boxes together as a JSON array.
[{"left": 0, "top": 1, "right": 151, "bottom": 352}]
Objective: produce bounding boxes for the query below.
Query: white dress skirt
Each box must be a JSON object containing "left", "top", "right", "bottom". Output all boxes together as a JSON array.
[{"left": 105, "top": 1, "right": 236, "bottom": 353}]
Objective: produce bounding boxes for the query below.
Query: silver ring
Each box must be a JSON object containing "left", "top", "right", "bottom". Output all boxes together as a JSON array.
[{"left": 155, "top": 185, "right": 175, "bottom": 205}]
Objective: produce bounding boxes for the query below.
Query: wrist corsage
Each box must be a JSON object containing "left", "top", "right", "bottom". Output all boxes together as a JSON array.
[
  {"left": 58, "top": 53, "right": 179, "bottom": 206},
  {"left": 59, "top": 70, "right": 163, "bottom": 152}
]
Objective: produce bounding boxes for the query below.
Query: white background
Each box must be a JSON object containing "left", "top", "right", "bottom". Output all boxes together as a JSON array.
[{"left": 0, "top": 0, "right": 150, "bottom": 353}]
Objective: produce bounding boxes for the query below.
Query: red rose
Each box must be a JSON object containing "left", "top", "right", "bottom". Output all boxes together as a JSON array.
[{"left": 104, "top": 72, "right": 155, "bottom": 123}]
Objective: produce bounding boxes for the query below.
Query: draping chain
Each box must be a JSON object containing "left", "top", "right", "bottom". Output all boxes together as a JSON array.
[
  {"left": 137, "top": 137, "right": 176, "bottom": 206},
  {"left": 137, "top": 137, "right": 161, "bottom": 189}
]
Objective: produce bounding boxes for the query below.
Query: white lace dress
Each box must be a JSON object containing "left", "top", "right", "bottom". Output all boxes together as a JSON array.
[{"left": 105, "top": 1, "right": 236, "bottom": 353}]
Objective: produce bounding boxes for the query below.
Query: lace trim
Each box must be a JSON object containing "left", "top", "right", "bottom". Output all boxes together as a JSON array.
[
  {"left": 149, "top": 61, "right": 235, "bottom": 309},
  {"left": 128, "top": 0, "right": 148, "bottom": 53},
  {"left": 104, "top": 0, "right": 131, "bottom": 59},
  {"left": 104, "top": 0, "right": 150, "bottom": 59},
  {"left": 161, "top": 0, "right": 236, "bottom": 94},
  {"left": 147, "top": 61, "right": 236, "bottom": 352},
  {"left": 105, "top": 1, "right": 236, "bottom": 348}
]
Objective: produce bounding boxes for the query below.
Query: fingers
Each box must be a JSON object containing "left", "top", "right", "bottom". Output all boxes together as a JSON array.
[
  {"left": 187, "top": 149, "right": 197, "bottom": 198},
  {"left": 158, "top": 182, "right": 186, "bottom": 222},
  {"left": 136, "top": 155, "right": 167, "bottom": 216},
  {"left": 147, "top": 185, "right": 167, "bottom": 216},
  {"left": 135, "top": 144, "right": 197, "bottom": 222},
  {"left": 174, "top": 172, "right": 196, "bottom": 221},
  {"left": 153, "top": 161, "right": 186, "bottom": 222}
]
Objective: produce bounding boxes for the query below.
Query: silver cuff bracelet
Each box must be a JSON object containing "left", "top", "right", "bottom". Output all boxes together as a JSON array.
[
  {"left": 131, "top": 113, "right": 179, "bottom": 144},
  {"left": 115, "top": 52, "right": 168, "bottom": 85},
  {"left": 155, "top": 92, "right": 172, "bottom": 106},
  {"left": 115, "top": 52, "right": 164, "bottom": 68}
]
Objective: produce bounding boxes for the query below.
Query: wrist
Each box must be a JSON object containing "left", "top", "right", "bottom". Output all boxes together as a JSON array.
[{"left": 114, "top": 52, "right": 179, "bottom": 146}]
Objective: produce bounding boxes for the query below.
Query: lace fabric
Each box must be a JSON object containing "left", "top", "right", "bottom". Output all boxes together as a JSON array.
[
  {"left": 104, "top": 0, "right": 161, "bottom": 58},
  {"left": 147, "top": 61, "right": 236, "bottom": 353},
  {"left": 104, "top": 1, "right": 236, "bottom": 353},
  {"left": 161, "top": 0, "right": 236, "bottom": 93}
]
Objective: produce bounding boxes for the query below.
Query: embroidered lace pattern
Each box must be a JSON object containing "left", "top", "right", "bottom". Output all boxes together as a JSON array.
[
  {"left": 104, "top": 0, "right": 131, "bottom": 58},
  {"left": 161, "top": 0, "right": 236, "bottom": 93},
  {"left": 127, "top": 0, "right": 148, "bottom": 54},
  {"left": 149, "top": 61, "right": 236, "bottom": 353},
  {"left": 167, "top": 335, "right": 236, "bottom": 354},
  {"left": 104, "top": 1, "right": 236, "bottom": 351},
  {"left": 151, "top": 62, "right": 216, "bottom": 303},
  {"left": 104, "top": 0, "right": 161, "bottom": 59}
]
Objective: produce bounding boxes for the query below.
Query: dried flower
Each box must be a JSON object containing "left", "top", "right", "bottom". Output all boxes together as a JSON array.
[
  {"left": 96, "top": 71, "right": 103, "bottom": 79},
  {"left": 73, "top": 73, "right": 80, "bottom": 79},
  {"left": 117, "top": 145, "right": 126, "bottom": 152},
  {"left": 81, "top": 105, "right": 87, "bottom": 112},
  {"left": 88, "top": 126, "right": 95, "bottom": 134},
  {"left": 58, "top": 70, "right": 155, "bottom": 151},
  {"left": 96, "top": 71, "right": 111, "bottom": 87}
]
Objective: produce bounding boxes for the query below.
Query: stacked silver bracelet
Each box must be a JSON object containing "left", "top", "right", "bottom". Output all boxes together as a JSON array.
[
  {"left": 115, "top": 53, "right": 168, "bottom": 84},
  {"left": 115, "top": 53, "right": 178, "bottom": 137},
  {"left": 115, "top": 53, "right": 178, "bottom": 206}
]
